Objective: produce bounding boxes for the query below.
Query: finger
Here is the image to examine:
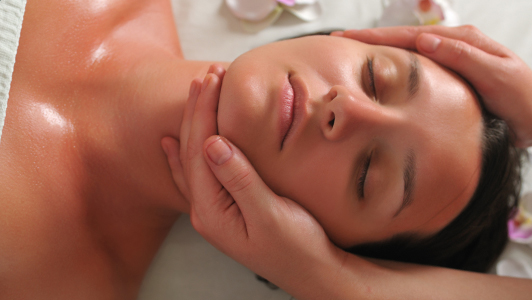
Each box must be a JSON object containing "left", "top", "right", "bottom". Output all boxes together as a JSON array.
[
  {"left": 182, "top": 64, "right": 225, "bottom": 152},
  {"left": 415, "top": 33, "right": 503, "bottom": 92},
  {"left": 186, "top": 73, "right": 226, "bottom": 209},
  {"left": 341, "top": 25, "right": 508, "bottom": 57},
  {"left": 208, "top": 63, "right": 227, "bottom": 82},
  {"left": 161, "top": 137, "right": 190, "bottom": 200},
  {"left": 187, "top": 74, "right": 221, "bottom": 162},
  {"left": 180, "top": 78, "right": 202, "bottom": 169},
  {"left": 203, "top": 136, "right": 280, "bottom": 216}
]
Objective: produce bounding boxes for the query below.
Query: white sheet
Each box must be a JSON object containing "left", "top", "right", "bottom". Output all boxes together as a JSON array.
[
  {"left": 0, "top": 0, "right": 26, "bottom": 145},
  {"left": 172, "top": 0, "right": 532, "bottom": 66},
  {"left": 139, "top": 1, "right": 532, "bottom": 299}
]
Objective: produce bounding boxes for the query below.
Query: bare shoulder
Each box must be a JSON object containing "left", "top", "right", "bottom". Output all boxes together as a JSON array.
[
  {"left": 0, "top": 102, "right": 121, "bottom": 298},
  {"left": 0, "top": 157, "right": 121, "bottom": 299},
  {"left": 17, "top": 0, "right": 183, "bottom": 89}
]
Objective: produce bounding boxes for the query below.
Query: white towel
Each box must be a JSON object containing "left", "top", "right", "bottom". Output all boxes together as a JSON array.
[{"left": 0, "top": 0, "right": 26, "bottom": 145}]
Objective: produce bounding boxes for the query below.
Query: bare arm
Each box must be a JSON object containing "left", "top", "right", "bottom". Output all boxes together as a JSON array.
[{"left": 312, "top": 254, "right": 532, "bottom": 300}]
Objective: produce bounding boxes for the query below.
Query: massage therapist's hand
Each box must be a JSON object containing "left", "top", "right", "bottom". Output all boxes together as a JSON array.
[
  {"left": 161, "top": 65, "right": 346, "bottom": 300},
  {"left": 333, "top": 25, "right": 532, "bottom": 148}
]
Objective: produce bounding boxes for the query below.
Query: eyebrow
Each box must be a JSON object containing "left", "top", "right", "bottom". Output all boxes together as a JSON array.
[
  {"left": 408, "top": 52, "right": 421, "bottom": 98},
  {"left": 394, "top": 150, "right": 416, "bottom": 218}
]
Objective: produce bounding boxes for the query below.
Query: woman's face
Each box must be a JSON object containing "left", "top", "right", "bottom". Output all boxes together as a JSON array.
[{"left": 218, "top": 36, "right": 483, "bottom": 247}]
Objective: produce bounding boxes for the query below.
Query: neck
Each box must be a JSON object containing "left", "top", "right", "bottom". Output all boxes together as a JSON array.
[{"left": 77, "top": 55, "right": 231, "bottom": 281}]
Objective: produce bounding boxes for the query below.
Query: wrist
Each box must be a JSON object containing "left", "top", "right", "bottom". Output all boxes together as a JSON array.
[{"left": 279, "top": 246, "right": 366, "bottom": 300}]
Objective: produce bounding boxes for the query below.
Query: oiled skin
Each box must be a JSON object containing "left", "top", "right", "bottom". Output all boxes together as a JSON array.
[{"left": 0, "top": 1, "right": 228, "bottom": 298}]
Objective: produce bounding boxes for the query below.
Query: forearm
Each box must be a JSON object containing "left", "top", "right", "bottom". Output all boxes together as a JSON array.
[{"left": 287, "top": 251, "right": 532, "bottom": 300}]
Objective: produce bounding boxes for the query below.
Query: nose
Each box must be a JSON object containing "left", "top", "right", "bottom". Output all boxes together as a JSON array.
[{"left": 321, "top": 85, "right": 389, "bottom": 141}]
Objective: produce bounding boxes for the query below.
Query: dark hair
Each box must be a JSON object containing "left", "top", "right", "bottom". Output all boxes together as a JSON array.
[{"left": 346, "top": 110, "right": 527, "bottom": 273}]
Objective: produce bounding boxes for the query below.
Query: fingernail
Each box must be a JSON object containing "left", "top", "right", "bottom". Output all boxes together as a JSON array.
[
  {"left": 214, "top": 67, "right": 224, "bottom": 78},
  {"left": 202, "top": 75, "right": 212, "bottom": 91},
  {"left": 418, "top": 34, "right": 441, "bottom": 53},
  {"left": 206, "top": 137, "right": 233, "bottom": 165}
]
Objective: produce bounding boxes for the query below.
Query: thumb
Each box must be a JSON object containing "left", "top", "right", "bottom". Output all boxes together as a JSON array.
[
  {"left": 203, "top": 135, "right": 279, "bottom": 212},
  {"left": 416, "top": 33, "right": 500, "bottom": 89}
]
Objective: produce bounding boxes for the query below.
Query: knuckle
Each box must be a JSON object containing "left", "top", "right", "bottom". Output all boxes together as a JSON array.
[
  {"left": 403, "top": 26, "right": 419, "bottom": 37},
  {"left": 225, "top": 166, "right": 254, "bottom": 193},
  {"left": 449, "top": 40, "right": 472, "bottom": 61},
  {"left": 489, "top": 62, "right": 512, "bottom": 87},
  {"left": 186, "top": 142, "right": 200, "bottom": 160},
  {"left": 461, "top": 24, "right": 479, "bottom": 34}
]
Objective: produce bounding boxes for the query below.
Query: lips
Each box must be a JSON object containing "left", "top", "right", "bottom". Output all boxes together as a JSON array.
[
  {"left": 279, "top": 75, "right": 294, "bottom": 149},
  {"left": 279, "top": 74, "right": 307, "bottom": 149}
]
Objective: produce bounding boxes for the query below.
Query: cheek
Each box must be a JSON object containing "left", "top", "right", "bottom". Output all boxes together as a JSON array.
[
  {"left": 270, "top": 142, "right": 357, "bottom": 225},
  {"left": 217, "top": 66, "right": 269, "bottom": 153}
]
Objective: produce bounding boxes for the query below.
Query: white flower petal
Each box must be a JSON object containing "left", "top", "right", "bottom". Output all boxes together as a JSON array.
[
  {"left": 241, "top": 6, "right": 284, "bottom": 33},
  {"left": 277, "top": 0, "right": 296, "bottom": 7},
  {"left": 225, "top": 0, "right": 278, "bottom": 22},
  {"left": 414, "top": 0, "right": 445, "bottom": 25},
  {"left": 284, "top": 0, "right": 322, "bottom": 21},
  {"left": 433, "top": 0, "right": 460, "bottom": 26},
  {"left": 294, "top": 0, "right": 318, "bottom": 4},
  {"left": 497, "top": 257, "right": 532, "bottom": 279},
  {"left": 378, "top": 0, "right": 459, "bottom": 27}
]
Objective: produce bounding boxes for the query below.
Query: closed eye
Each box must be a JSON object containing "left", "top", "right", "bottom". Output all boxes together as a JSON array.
[
  {"left": 366, "top": 56, "right": 377, "bottom": 101},
  {"left": 357, "top": 152, "right": 372, "bottom": 199}
]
